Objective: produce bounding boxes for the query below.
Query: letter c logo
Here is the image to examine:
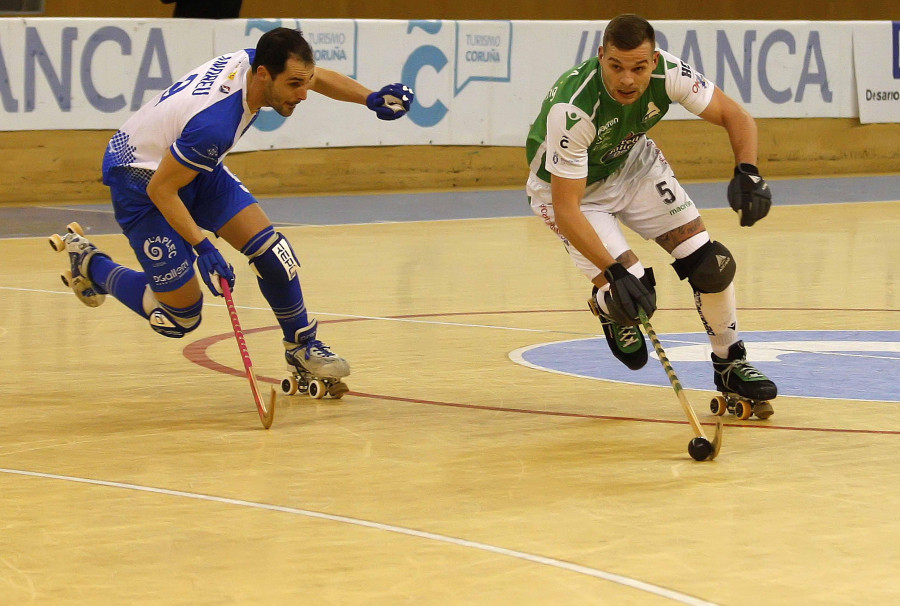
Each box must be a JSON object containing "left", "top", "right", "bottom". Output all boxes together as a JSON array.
[{"left": 401, "top": 45, "right": 448, "bottom": 127}]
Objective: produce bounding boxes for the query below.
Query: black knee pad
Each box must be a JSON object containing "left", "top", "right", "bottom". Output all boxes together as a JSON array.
[{"left": 671, "top": 240, "right": 735, "bottom": 294}]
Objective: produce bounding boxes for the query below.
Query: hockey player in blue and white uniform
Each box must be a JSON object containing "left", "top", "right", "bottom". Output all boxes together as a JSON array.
[{"left": 50, "top": 27, "right": 414, "bottom": 394}]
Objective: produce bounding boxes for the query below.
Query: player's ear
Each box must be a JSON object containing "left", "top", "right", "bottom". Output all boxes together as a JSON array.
[{"left": 651, "top": 51, "right": 659, "bottom": 68}]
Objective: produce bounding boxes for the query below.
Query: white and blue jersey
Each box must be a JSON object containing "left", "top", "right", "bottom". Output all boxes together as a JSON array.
[
  {"left": 103, "top": 49, "right": 261, "bottom": 293},
  {"left": 103, "top": 49, "right": 258, "bottom": 184}
]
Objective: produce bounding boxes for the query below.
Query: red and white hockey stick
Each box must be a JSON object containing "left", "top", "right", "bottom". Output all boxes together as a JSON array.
[{"left": 220, "top": 276, "right": 275, "bottom": 429}]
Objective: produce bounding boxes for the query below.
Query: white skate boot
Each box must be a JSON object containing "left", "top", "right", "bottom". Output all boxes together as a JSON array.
[
  {"left": 280, "top": 320, "right": 350, "bottom": 399},
  {"left": 48, "top": 222, "right": 108, "bottom": 308}
]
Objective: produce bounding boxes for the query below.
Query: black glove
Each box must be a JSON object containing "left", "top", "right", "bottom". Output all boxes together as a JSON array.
[
  {"left": 727, "top": 163, "right": 772, "bottom": 227},
  {"left": 603, "top": 263, "right": 657, "bottom": 326}
]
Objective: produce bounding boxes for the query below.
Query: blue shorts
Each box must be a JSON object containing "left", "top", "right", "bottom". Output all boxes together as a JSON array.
[{"left": 107, "top": 164, "right": 257, "bottom": 293}]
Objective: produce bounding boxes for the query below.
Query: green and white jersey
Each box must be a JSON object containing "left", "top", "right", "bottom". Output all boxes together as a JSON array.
[{"left": 526, "top": 49, "right": 714, "bottom": 185}]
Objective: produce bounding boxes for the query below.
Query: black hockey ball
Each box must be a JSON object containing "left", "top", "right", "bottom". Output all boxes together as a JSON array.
[{"left": 688, "top": 437, "right": 713, "bottom": 461}]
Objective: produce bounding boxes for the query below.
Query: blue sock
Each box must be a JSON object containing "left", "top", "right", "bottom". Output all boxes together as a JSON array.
[{"left": 88, "top": 255, "right": 151, "bottom": 318}]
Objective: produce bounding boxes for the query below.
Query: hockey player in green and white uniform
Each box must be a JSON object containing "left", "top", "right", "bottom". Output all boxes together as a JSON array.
[{"left": 526, "top": 14, "right": 777, "bottom": 418}]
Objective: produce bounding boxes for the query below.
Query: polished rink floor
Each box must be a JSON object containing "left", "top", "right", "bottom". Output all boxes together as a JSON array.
[{"left": 1, "top": 174, "right": 899, "bottom": 605}]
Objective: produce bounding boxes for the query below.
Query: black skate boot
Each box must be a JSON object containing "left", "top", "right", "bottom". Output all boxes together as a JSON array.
[
  {"left": 588, "top": 287, "right": 648, "bottom": 370},
  {"left": 710, "top": 341, "right": 777, "bottom": 420}
]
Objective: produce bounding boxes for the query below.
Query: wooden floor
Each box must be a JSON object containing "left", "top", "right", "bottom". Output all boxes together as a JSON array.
[{"left": 2, "top": 181, "right": 900, "bottom": 605}]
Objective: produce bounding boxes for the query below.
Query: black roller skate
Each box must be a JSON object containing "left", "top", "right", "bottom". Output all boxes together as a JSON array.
[
  {"left": 280, "top": 320, "right": 350, "bottom": 399},
  {"left": 48, "top": 222, "right": 109, "bottom": 307},
  {"left": 588, "top": 286, "right": 648, "bottom": 370},
  {"left": 709, "top": 341, "right": 777, "bottom": 420}
]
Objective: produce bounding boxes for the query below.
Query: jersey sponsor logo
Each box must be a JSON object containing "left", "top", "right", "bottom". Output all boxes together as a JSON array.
[
  {"left": 152, "top": 260, "right": 191, "bottom": 286},
  {"left": 667, "top": 199, "right": 694, "bottom": 216},
  {"left": 600, "top": 131, "right": 645, "bottom": 163},
  {"left": 565, "top": 111, "right": 581, "bottom": 130},
  {"left": 143, "top": 236, "right": 177, "bottom": 262},
  {"left": 190, "top": 144, "right": 220, "bottom": 162},
  {"left": 510, "top": 330, "right": 900, "bottom": 402},
  {"left": 594, "top": 117, "right": 620, "bottom": 145},
  {"left": 680, "top": 60, "right": 693, "bottom": 79}
]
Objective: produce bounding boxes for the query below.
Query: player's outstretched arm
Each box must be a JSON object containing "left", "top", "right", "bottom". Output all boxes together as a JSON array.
[
  {"left": 699, "top": 87, "right": 772, "bottom": 227},
  {"left": 310, "top": 67, "right": 372, "bottom": 104}
]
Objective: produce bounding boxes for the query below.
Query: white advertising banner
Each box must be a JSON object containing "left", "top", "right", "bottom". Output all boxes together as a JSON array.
[
  {"left": 0, "top": 18, "right": 863, "bottom": 148},
  {"left": 853, "top": 21, "right": 900, "bottom": 124},
  {"left": 0, "top": 18, "right": 211, "bottom": 130}
]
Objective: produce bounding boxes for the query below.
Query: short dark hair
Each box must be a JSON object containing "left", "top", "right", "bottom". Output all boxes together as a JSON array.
[
  {"left": 602, "top": 14, "right": 656, "bottom": 51},
  {"left": 252, "top": 27, "right": 314, "bottom": 77}
]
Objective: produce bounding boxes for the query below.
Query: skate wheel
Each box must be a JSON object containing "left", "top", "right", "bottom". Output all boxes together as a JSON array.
[
  {"left": 753, "top": 401, "right": 775, "bottom": 420},
  {"left": 308, "top": 379, "right": 326, "bottom": 399},
  {"left": 280, "top": 375, "right": 298, "bottom": 396},
  {"left": 66, "top": 222, "right": 85, "bottom": 236},
  {"left": 734, "top": 399, "right": 753, "bottom": 420},
  {"left": 710, "top": 396, "right": 727, "bottom": 416},
  {"left": 49, "top": 233, "right": 65, "bottom": 252},
  {"left": 329, "top": 381, "right": 349, "bottom": 399},
  {"left": 60, "top": 271, "right": 72, "bottom": 287}
]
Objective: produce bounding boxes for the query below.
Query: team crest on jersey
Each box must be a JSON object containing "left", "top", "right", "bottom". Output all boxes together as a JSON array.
[
  {"left": 227, "top": 71, "right": 237, "bottom": 80},
  {"left": 642, "top": 102, "right": 661, "bottom": 122}
]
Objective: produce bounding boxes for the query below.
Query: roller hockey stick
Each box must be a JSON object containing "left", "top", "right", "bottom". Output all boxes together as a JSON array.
[
  {"left": 220, "top": 276, "right": 275, "bottom": 429},
  {"left": 638, "top": 308, "right": 722, "bottom": 461}
]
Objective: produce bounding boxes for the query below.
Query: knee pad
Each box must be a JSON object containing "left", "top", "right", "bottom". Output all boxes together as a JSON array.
[
  {"left": 143, "top": 288, "right": 202, "bottom": 338},
  {"left": 671, "top": 240, "right": 736, "bottom": 294},
  {"left": 247, "top": 232, "right": 300, "bottom": 285}
]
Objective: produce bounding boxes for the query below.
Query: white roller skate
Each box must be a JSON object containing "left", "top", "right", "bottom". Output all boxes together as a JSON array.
[
  {"left": 280, "top": 320, "right": 350, "bottom": 399},
  {"left": 48, "top": 222, "right": 108, "bottom": 308},
  {"left": 709, "top": 341, "right": 777, "bottom": 420}
]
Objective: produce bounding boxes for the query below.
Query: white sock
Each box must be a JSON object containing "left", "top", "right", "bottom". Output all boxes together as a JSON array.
[{"left": 694, "top": 283, "right": 738, "bottom": 357}]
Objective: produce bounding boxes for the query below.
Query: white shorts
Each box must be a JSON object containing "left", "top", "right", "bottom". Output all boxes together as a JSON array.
[{"left": 527, "top": 137, "right": 700, "bottom": 279}]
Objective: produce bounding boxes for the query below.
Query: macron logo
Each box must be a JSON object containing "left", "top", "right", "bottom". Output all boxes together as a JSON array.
[{"left": 717, "top": 255, "right": 732, "bottom": 272}]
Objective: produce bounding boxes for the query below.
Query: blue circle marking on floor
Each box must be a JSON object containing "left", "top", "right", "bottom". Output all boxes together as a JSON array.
[{"left": 509, "top": 330, "right": 900, "bottom": 402}]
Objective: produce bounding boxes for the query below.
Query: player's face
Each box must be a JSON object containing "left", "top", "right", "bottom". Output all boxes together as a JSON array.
[
  {"left": 599, "top": 41, "right": 659, "bottom": 105},
  {"left": 265, "top": 57, "right": 315, "bottom": 116}
]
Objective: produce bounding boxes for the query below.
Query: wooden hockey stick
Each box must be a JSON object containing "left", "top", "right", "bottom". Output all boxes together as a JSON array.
[
  {"left": 638, "top": 309, "right": 722, "bottom": 460},
  {"left": 220, "top": 277, "right": 275, "bottom": 429}
]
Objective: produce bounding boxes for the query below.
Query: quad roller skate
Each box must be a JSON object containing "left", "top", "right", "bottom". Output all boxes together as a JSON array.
[
  {"left": 587, "top": 286, "right": 648, "bottom": 370},
  {"left": 708, "top": 341, "right": 777, "bottom": 420},
  {"left": 280, "top": 336, "right": 350, "bottom": 400},
  {"left": 48, "top": 222, "right": 108, "bottom": 307}
]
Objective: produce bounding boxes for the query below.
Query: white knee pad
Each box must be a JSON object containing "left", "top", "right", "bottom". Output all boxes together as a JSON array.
[{"left": 142, "top": 287, "right": 202, "bottom": 339}]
